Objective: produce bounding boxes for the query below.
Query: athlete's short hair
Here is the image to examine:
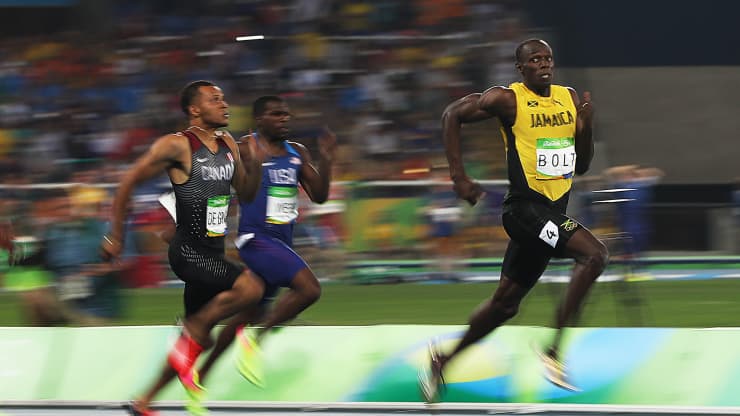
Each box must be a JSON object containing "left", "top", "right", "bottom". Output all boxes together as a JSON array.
[
  {"left": 180, "top": 80, "right": 215, "bottom": 116},
  {"left": 252, "top": 95, "right": 284, "bottom": 119},
  {"left": 515, "top": 39, "right": 551, "bottom": 63}
]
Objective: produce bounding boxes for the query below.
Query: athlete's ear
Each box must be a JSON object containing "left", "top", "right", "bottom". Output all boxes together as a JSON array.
[{"left": 189, "top": 105, "right": 200, "bottom": 118}]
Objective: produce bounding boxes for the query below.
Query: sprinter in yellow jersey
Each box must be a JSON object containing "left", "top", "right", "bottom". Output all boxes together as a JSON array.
[{"left": 419, "top": 39, "right": 609, "bottom": 401}]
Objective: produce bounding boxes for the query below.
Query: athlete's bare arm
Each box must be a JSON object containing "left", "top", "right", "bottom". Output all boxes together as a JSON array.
[
  {"left": 441, "top": 86, "right": 514, "bottom": 205},
  {"left": 224, "top": 131, "right": 261, "bottom": 203},
  {"left": 102, "top": 134, "right": 188, "bottom": 259},
  {"left": 293, "top": 127, "right": 336, "bottom": 204},
  {"left": 568, "top": 88, "right": 594, "bottom": 175}
]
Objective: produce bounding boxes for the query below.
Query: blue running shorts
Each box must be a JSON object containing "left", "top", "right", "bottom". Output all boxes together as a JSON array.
[{"left": 236, "top": 233, "right": 308, "bottom": 290}]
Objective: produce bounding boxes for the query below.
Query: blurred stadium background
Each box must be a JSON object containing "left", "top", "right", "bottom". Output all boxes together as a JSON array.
[
  {"left": 0, "top": 0, "right": 737, "bottom": 329},
  {"left": 1, "top": 1, "right": 740, "bottom": 414}
]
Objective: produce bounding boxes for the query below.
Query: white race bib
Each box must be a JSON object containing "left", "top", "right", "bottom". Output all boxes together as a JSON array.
[
  {"left": 536, "top": 137, "right": 576, "bottom": 179},
  {"left": 266, "top": 186, "right": 298, "bottom": 224},
  {"left": 539, "top": 220, "right": 559, "bottom": 248},
  {"left": 206, "top": 195, "right": 230, "bottom": 237}
]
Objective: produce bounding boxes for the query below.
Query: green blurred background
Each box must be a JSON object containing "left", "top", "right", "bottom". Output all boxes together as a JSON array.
[{"left": 2, "top": 279, "right": 738, "bottom": 328}]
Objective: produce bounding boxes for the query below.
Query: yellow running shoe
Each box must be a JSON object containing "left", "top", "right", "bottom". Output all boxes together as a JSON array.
[
  {"left": 235, "top": 325, "right": 264, "bottom": 388},
  {"left": 184, "top": 371, "right": 208, "bottom": 416},
  {"left": 536, "top": 348, "right": 580, "bottom": 392}
]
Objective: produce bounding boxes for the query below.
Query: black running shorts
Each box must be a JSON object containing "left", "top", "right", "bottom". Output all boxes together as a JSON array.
[
  {"left": 168, "top": 233, "right": 244, "bottom": 315},
  {"left": 501, "top": 199, "right": 582, "bottom": 288}
]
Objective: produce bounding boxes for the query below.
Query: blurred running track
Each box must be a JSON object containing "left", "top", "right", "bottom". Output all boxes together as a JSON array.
[{"left": 1, "top": 402, "right": 740, "bottom": 416}]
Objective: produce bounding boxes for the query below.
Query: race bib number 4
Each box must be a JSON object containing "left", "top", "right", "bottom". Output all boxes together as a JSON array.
[
  {"left": 536, "top": 137, "right": 576, "bottom": 179},
  {"left": 539, "top": 220, "right": 559, "bottom": 248},
  {"left": 206, "top": 195, "right": 230, "bottom": 237},
  {"left": 266, "top": 186, "right": 298, "bottom": 224}
]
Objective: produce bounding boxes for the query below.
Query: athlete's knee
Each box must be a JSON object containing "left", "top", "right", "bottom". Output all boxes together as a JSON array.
[
  {"left": 489, "top": 297, "right": 520, "bottom": 321},
  {"left": 300, "top": 279, "right": 321, "bottom": 305},
  {"left": 583, "top": 241, "right": 609, "bottom": 275},
  {"left": 308, "top": 283, "right": 322, "bottom": 304},
  {"left": 293, "top": 270, "right": 321, "bottom": 304},
  {"left": 232, "top": 273, "right": 265, "bottom": 306}
]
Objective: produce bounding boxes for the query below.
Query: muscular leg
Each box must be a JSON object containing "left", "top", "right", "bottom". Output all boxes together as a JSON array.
[
  {"left": 439, "top": 275, "right": 531, "bottom": 371},
  {"left": 199, "top": 306, "right": 265, "bottom": 383},
  {"left": 548, "top": 228, "right": 608, "bottom": 356},
  {"left": 183, "top": 270, "right": 265, "bottom": 347},
  {"left": 199, "top": 266, "right": 320, "bottom": 381},
  {"left": 256, "top": 268, "right": 321, "bottom": 338},
  {"left": 134, "top": 281, "right": 249, "bottom": 410},
  {"left": 134, "top": 365, "right": 177, "bottom": 410}
]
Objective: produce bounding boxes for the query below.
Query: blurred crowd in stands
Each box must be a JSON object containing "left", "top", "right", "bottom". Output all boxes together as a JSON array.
[
  {"left": 0, "top": 0, "right": 539, "bottom": 186},
  {"left": 0, "top": 1, "right": 673, "bottom": 325}
]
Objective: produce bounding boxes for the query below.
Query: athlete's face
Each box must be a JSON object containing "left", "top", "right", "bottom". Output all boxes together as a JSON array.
[
  {"left": 193, "top": 86, "right": 229, "bottom": 128},
  {"left": 257, "top": 101, "right": 291, "bottom": 141},
  {"left": 517, "top": 42, "right": 554, "bottom": 91}
]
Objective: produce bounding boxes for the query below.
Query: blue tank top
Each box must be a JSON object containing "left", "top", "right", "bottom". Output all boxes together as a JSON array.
[{"left": 238, "top": 138, "right": 302, "bottom": 245}]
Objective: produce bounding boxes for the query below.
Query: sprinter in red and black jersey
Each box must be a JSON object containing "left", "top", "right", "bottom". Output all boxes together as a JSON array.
[{"left": 101, "top": 80, "right": 262, "bottom": 416}]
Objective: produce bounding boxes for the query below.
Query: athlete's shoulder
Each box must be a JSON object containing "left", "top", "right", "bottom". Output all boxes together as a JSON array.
[
  {"left": 216, "top": 130, "right": 238, "bottom": 145},
  {"left": 553, "top": 84, "right": 575, "bottom": 93},
  {"left": 478, "top": 85, "right": 516, "bottom": 112},
  {"left": 283, "top": 140, "right": 308, "bottom": 162},
  {"left": 486, "top": 84, "right": 515, "bottom": 92},
  {"left": 481, "top": 84, "right": 516, "bottom": 100},
  {"left": 164, "top": 131, "right": 187, "bottom": 140},
  {"left": 236, "top": 132, "right": 255, "bottom": 143},
  {"left": 285, "top": 140, "right": 307, "bottom": 150},
  {"left": 143, "top": 132, "right": 190, "bottom": 163},
  {"left": 216, "top": 130, "right": 240, "bottom": 155},
  {"left": 556, "top": 85, "right": 579, "bottom": 105},
  {"left": 155, "top": 132, "right": 189, "bottom": 150},
  {"left": 219, "top": 129, "right": 235, "bottom": 140}
]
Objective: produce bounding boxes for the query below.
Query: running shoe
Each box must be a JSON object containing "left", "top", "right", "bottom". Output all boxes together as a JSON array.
[
  {"left": 179, "top": 367, "right": 206, "bottom": 396},
  {"left": 167, "top": 331, "right": 205, "bottom": 392},
  {"left": 123, "top": 401, "right": 159, "bottom": 416},
  {"left": 417, "top": 341, "right": 446, "bottom": 403},
  {"left": 235, "top": 325, "right": 264, "bottom": 388},
  {"left": 536, "top": 348, "right": 580, "bottom": 392},
  {"left": 184, "top": 376, "right": 209, "bottom": 416}
]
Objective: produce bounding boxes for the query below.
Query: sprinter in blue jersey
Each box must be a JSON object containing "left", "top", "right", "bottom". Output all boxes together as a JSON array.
[{"left": 194, "top": 95, "right": 336, "bottom": 395}]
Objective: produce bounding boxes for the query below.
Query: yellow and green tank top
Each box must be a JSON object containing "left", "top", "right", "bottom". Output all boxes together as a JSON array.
[{"left": 501, "top": 82, "right": 577, "bottom": 205}]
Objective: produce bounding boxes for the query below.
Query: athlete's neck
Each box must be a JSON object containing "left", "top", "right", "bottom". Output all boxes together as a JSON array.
[
  {"left": 187, "top": 125, "right": 220, "bottom": 141},
  {"left": 524, "top": 82, "right": 551, "bottom": 97},
  {"left": 255, "top": 133, "right": 285, "bottom": 157}
]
